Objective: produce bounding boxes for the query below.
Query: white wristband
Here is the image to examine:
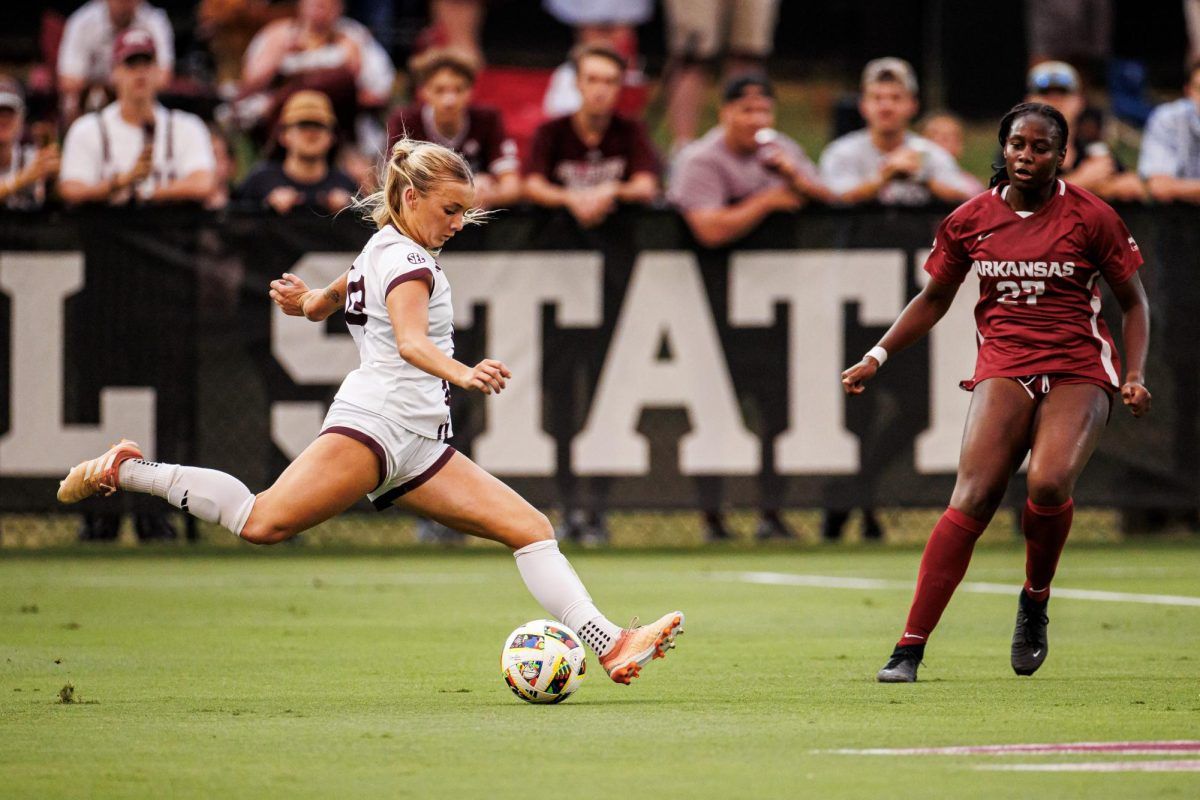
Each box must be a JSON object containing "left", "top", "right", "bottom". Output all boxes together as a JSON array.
[{"left": 866, "top": 345, "right": 888, "bottom": 367}]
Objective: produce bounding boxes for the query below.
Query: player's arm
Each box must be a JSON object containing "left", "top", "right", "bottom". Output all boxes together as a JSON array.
[
  {"left": 386, "top": 280, "right": 510, "bottom": 395},
  {"left": 1109, "top": 273, "right": 1152, "bottom": 417},
  {"left": 269, "top": 270, "right": 348, "bottom": 321},
  {"left": 841, "top": 277, "right": 959, "bottom": 395}
]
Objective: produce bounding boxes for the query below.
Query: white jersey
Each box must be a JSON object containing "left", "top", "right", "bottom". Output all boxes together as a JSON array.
[{"left": 335, "top": 225, "right": 454, "bottom": 440}]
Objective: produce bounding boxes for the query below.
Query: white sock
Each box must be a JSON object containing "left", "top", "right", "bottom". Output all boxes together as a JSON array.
[
  {"left": 512, "top": 539, "right": 623, "bottom": 656},
  {"left": 118, "top": 460, "right": 255, "bottom": 537}
]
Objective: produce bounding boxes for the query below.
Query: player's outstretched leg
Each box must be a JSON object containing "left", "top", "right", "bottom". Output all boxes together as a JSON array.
[
  {"left": 57, "top": 433, "right": 379, "bottom": 544},
  {"left": 395, "top": 450, "right": 684, "bottom": 685},
  {"left": 58, "top": 439, "right": 256, "bottom": 534}
]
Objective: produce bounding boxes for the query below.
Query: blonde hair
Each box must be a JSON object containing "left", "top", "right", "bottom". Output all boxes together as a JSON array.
[{"left": 357, "top": 137, "right": 487, "bottom": 236}]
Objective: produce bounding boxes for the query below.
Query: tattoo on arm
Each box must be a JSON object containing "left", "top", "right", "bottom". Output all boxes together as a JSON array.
[{"left": 324, "top": 287, "right": 341, "bottom": 305}]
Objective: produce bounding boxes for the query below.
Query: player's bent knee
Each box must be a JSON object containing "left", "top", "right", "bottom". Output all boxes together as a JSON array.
[
  {"left": 950, "top": 480, "right": 1005, "bottom": 522},
  {"left": 1026, "top": 475, "right": 1072, "bottom": 507}
]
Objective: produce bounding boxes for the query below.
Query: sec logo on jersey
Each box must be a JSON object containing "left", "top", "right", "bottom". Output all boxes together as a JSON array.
[{"left": 407, "top": 252, "right": 426, "bottom": 264}]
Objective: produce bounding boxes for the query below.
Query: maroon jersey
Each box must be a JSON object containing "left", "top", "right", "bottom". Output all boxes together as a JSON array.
[
  {"left": 525, "top": 114, "right": 661, "bottom": 188},
  {"left": 924, "top": 179, "right": 1143, "bottom": 389},
  {"left": 386, "top": 104, "right": 519, "bottom": 176}
]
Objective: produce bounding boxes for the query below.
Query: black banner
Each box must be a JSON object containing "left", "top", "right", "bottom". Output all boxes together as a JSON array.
[{"left": 1, "top": 205, "right": 1196, "bottom": 513}]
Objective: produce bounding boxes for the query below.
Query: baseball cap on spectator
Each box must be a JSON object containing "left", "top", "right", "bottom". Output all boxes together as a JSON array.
[
  {"left": 279, "top": 90, "right": 337, "bottom": 127},
  {"left": 113, "top": 28, "right": 157, "bottom": 65},
  {"left": 862, "top": 57, "right": 918, "bottom": 94},
  {"left": 1027, "top": 61, "right": 1081, "bottom": 94},
  {"left": 0, "top": 76, "right": 25, "bottom": 113},
  {"left": 722, "top": 74, "right": 774, "bottom": 104}
]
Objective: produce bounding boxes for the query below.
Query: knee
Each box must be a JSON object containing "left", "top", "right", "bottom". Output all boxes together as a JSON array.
[
  {"left": 950, "top": 478, "right": 1006, "bottom": 522},
  {"left": 508, "top": 510, "right": 554, "bottom": 550},
  {"left": 238, "top": 511, "right": 295, "bottom": 546},
  {"left": 1027, "top": 470, "right": 1073, "bottom": 507}
]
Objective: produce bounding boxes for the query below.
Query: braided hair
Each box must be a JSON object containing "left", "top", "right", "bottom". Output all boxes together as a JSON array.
[{"left": 988, "top": 102, "right": 1070, "bottom": 188}]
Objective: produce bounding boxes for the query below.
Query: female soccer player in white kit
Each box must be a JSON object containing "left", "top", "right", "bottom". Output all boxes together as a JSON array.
[{"left": 57, "top": 138, "right": 683, "bottom": 685}]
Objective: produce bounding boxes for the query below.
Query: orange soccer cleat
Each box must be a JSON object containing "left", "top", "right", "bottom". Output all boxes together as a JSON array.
[
  {"left": 599, "top": 611, "right": 685, "bottom": 685},
  {"left": 56, "top": 439, "right": 143, "bottom": 504}
]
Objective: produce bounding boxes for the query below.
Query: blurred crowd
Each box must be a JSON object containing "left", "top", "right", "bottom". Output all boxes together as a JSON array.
[{"left": 4, "top": 0, "right": 1200, "bottom": 543}]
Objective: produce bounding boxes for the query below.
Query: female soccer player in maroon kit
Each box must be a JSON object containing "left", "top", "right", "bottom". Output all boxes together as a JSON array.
[{"left": 841, "top": 102, "right": 1152, "bottom": 682}]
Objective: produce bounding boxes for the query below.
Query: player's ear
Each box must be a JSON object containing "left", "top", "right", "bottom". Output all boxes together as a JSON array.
[{"left": 403, "top": 185, "right": 417, "bottom": 210}]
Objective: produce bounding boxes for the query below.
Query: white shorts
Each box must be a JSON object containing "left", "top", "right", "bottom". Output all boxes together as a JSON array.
[{"left": 320, "top": 398, "right": 455, "bottom": 510}]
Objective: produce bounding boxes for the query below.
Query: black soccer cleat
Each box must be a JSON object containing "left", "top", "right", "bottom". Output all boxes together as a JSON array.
[
  {"left": 1011, "top": 590, "right": 1049, "bottom": 676},
  {"left": 876, "top": 643, "right": 924, "bottom": 683}
]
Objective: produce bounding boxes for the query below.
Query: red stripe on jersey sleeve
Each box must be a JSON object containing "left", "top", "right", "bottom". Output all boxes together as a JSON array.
[{"left": 385, "top": 268, "right": 434, "bottom": 297}]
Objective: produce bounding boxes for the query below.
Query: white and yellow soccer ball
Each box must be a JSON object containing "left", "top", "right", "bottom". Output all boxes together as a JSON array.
[{"left": 501, "top": 620, "right": 587, "bottom": 704}]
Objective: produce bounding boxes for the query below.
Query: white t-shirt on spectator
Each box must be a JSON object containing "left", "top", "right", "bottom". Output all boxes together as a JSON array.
[
  {"left": 242, "top": 17, "right": 396, "bottom": 102},
  {"left": 57, "top": 0, "right": 175, "bottom": 84},
  {"left": 819, "top": 129, "right": 977, "bottom": 206},
  {"left": 61, "top": 102, "right": 214, "bottom": 200}
]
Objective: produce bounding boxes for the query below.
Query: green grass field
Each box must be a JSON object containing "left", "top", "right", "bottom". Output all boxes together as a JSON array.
[{"left": 3, "top": 543, "right": 1198, "bottom": 798}]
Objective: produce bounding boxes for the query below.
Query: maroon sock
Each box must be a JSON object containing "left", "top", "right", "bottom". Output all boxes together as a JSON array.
[
  {"left": 1022, "top": 498, "right": 1074, "bottom": 602},
  {"left": 896, "top": 507, "right": 988, "bottom": 647}
]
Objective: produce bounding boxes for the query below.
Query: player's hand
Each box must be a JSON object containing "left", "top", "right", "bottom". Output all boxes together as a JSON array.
[
  {"left": 266, "top": 186, "right": 301, "bottom": 214},
  {"left": 1121, "top": 380, "right": 1151, "bottom": 417},
  {"left": 269, "top": 272, "right": 312, "bottom": 316},
  {"left": 841, "top": 357, "right": 880, "bottom": 395},
  {"left": 459, "top": 359, "right": 511, "bottom": 394}
]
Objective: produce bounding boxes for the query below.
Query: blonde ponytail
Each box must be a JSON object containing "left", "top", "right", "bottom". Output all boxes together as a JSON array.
[{"left": 355, "top": 138, "right": 489, "bottom": 237}]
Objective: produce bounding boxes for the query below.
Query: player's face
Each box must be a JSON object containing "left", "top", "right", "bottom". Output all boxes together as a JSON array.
[
  {"left": 420, "top": 69, "right": 472, "bottom": 122},
  {"left": 576, "top": 55, "right": 622, "bottom": 117},
  {"left": 282, "top": 121, "right": 334, "bottom": 159},
  {"left": 860, "top": 81, "right": 917, "bottom": 135},
  {"left": 719, "top": 92, "right": 775, "bottom": 153},
  {"left": 1003, "top": 115, "right": 1063, "bottom": 191},
  {"left": 112, "top": 55, "right": 158, "bottom": 101},
  {"left": 408, "top": 180, "right": 474, "bottom": 249}
]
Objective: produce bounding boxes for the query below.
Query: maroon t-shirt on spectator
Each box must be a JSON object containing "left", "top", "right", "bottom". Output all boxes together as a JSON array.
[
  {"left": 387, "top": 104, "right": 519, "bottom": 176},
  {"left": 525, "top": 114, "right": 661, "bottom": 188}
]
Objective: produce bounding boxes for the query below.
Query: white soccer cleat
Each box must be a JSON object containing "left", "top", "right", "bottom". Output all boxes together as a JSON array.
[
  {"left": 599, "top": 611, "right": 685, "bottom": 685},
  {"left": 56, "top": 439, "right": 143, "bottom": 504}
]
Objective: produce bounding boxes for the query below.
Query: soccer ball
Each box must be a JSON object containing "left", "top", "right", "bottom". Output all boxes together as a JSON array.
[{"left": 501, "top": 620, "right": 587, "bottom": 704}]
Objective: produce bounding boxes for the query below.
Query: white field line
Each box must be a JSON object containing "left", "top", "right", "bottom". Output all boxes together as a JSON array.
[
  {"left": 717, "top": 572, "right": 1200, "bottom": 607},
  {"left": 823, "top": 741, "right": 1200, "bottom": 757},
  {"left": 974, "top": 760, "right": 1200, "bottom": 772}
]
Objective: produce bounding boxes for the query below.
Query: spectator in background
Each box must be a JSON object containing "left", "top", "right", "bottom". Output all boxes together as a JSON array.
[
  {"left": 419, "top": 0, "right": 487, "bottom": 65},
  {"left": 669, "top": 74, "right": 832, "bottom": 248},
  {"left": 387, "top": 49, "right": 520, "bottom": 210},
  {"left": 662, "top": 0, "right": 781, "bottom": 154},
  {"left": 1140, "top": 58, "right": 1200, "bottom": 202},
  {"left": 820, "top": 58, "right": 977, "bottom": 206},
  {"left": 60, "top": 30, "right": 215, "bottom": 207},
  {"left": 1026, "top": 0, "right": 1111, "bottom": 75},
  {"left": 237, "top": 90, "right": 356, "bottom": 215},
  {"left": 917, "top": 111, "right": 984, "bottom": 195},
  {"left": 205, "top": 123, "right": 236, "bottom": 211},
  {"left": 1025, "top": 61, "right": 1145, "bottom": 202},
  {"left": 541, "top": 0, "right": 652, "bottom": 118},
  {"left": 668, "top": 73, "right": 832, "bottom": 542},
  {"left": 524, "top": 44, "right": 660, "bottom": 229},
  {"left": 0, "top": 78, "right": 59, "bottom": 210},
  {"left": 58, "top": 0, "right": 175, "bottom": 124}
]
